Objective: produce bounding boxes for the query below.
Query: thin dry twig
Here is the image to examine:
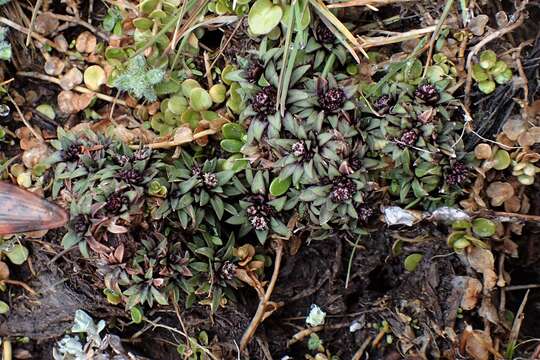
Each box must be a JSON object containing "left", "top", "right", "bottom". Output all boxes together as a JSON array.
[
  {"left": 240, "top": 239, "right": 284, "bottom": 351},
  {"left": 7, "top": 94, "right": 44, "bottom": 143},
  {"left": 328, "top": 0, "right": 413, "bottom": 9},
  {"left": 26, "top": 0, "right": 43, "bottom": 46},
  {"left": 358, "top": 25, "right": 438, "bottom": 49},
  {"left": 287, "top": 322, "right": 351, "bottom": 347},
  {"left": 0, "top": 279, "right": 38, "bottom": 296},
  {"left": 16, "top": 72, "right": 128, "bottom": 106},
  {"left": 0, "top": 16, "right": 69, "bottom": 54}
]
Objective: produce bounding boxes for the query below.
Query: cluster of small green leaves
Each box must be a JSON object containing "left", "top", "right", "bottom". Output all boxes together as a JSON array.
[
  {"left": 359, "top": 64, "right": 469, "bottom": 210},
  {"left": 112, "top": 55, "right": 165, "bottom": 101},
  {"left": 48, "top": 128, "right": 278, "bottom": 310}
]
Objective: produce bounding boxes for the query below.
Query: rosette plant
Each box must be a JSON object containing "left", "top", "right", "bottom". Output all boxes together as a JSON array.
[
  {"left": 226, "top": 169, "right": 293, "bottom": 244},
  {"left": 298, "top": 171, "right": 367, "bottom": 232},
  {"left": 117, "top": 231, "right": 193, "bottom": 309},
  {"left": 269, "top": 124, "right": 354, "bottom": 186},
  {"left": 361, "top": 77, "right": 468, "bottom": 209},
  {"left": 304, "top": 20, "right": 349, "bottom": 69},
  {"left": 159, "top": 151, "right": 244, "bottom": 230},
  {"left": 49, "top": 129, "right": 163, "bottom": 255},
  {"left": 225, "top": 38, "right": 311, "bottom": 142},
  {"left": 288, "top": 74, "right": 356, "bottom": 131}
]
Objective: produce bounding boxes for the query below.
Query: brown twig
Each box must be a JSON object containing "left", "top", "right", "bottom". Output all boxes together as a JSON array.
[
  {"left": 508, "top": 290, "right": 530, "bottom": 353},
  {"left": 0, "top": 16, "right": 69, "bottom": 54},
  {"left": 131, "top": 128, "right": 217, "bottom": 149},
  {"left": 464, "top": 14, "right": 526, "bottom": 110},
  {"left": 327, "top": 0, "right": 413, "bottom": 9},
  {"left": 205, "top": 19, "right": 242, "bottom": 78},
  {"left": 0, "top": 279, "right": 38, "bottom": 296},
  {"left": 287, "top": 322, "right": 351, "bottom": 347},
  {"left": 240, "top": 239, "right": 284, "bottom": 351},
  {"left": 358, "top": 25, "right": 438, "bottom": 49},
  {"left": 352, "top": 336, "right": 373, "bottom": 360},
  {"left": 26, "top": 0, "right": 43, "bottom": 46},
  {"left": 7, "top": 94, "right": 44, "bottom": 143},
  {"left": 16, "top": 71, "right": 128, "bottom": 106}
]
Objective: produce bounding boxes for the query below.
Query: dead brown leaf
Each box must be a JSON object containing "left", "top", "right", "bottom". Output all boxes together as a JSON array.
[
  {"left": 59, "top": 68, "right": 83, "bottom": 91},
  {"left": 467, "top": 247, "right": 497, "bottom": 291},
  {"left": 75, "top": 31, "right": 97, "bottom": 53},
  {"left": 486, "top": 181, "right": 514, "bottom": 207},
  {"left": 34, "top": 12, "right": 59, "bottom": 35}
]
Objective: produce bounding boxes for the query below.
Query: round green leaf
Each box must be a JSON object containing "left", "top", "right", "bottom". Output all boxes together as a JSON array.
[
  {"left": 181, "top": 79, "right": 201, "bottom": 97},
  {"left": 269, "top": 177, "right": 291, "bottom": 196},
  {"left": 493, "top": 149, "right": 511, "bottom": 170},
  {"left": 478, "top": 80, "right": 496, "bottom": 94},
  {"left": 472, "top": 218, "right": 496, "bottom": 237},
  {"left": 404, "top": 253, "right": 423, "bottom": 272},
  {"left": 36, "top": 104, "right": 55, "bottom": 120},
  {"left": 131, "top": 306, "right": 143, "bottom": 324},
  {"left": 140, "top": 0, "right": 159, "bottom": 14},
  {"left": 220, "top": 139, "right": 244, "bottom": 153},
  {"left": 0, "top": 300, "right": 9, "bottom": 314},
  {"left": 209, "top": 83, "right": 227, "bottom": 104},
  {"left": 133, "top": 17, "right": 154, "bottom": 30},
  {"left": 221, "top": 123, "right": 246, "bottom": 140},
  {"left": 189, "top": 88, "right": 212, "bottom": 111},
  {"left": 490, "top": 60, "right": 508, "bottom": 76},
  {"left": 5, "top": 244, "right": 29, "bottom": 265},
  {"left": 479, "top": 50, "right": 497, "bottom": 70},
  {"left": 494, "top": 68, "right": 512, "bottom": 85},
  {"left": 452, "top": 238, "right": 471, "bottom": 250},
  {"left": 248, "top": 0, "right": 283, "bottom": 35},
  {"left": 168, "top": 95, "right": 188, "bottom": 115},
  {"left": 471, "top": 64, "right": 488, "bottom": 82}
]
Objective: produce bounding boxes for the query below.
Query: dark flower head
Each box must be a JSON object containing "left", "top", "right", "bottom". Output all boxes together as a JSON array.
[
  {"left": 414, "top": 84, "right": 440, "bottom": 105},
  {"left": 252, "top": 86, "right": 277, "bottom": 115},
  {"left": 105, "top": 192, "right": 128, "bottom": 214},
  {"left": 398, "top": 130, "right": 418, "bottom": 148},
  {"left": 330, "top": 176, "right": 356, "bottom": 203},
  {"left": 71, "top": 214, "right": 90, "bottom": 235},
  {"left": 133, "top": 148, "right": 151, "bottom": 161},
  {"left": 203, "top": 172, "right": 218, "bottom": 189},
  {"left": 315, "top": 22, "right": 335, "bottom": 44},
  {"left": 62, "top": 143, "right": 82, "bottom": 162},
  {"left": 246, "top": 60, "right": 264, "bottom": 83},
  {"left": 115, "top": 155, "right": 131, "bottom": 166},
  {"left": 357, "top": 204, "right": 375, "bottom": 224},
  {"left": 292, "top": 141, "right": 306, "bottom": 157},
  {"left": 446, "top": 162, "right": 468, "bottom": 186},
  {"left": 250, "top": 216, "right": 268, "bottom": 231},
  {"left": 117, "top": 169, "right": 144, "bottom": 185},
  {"left": 217, "top": 261, "right": 237, "bottom": 281},
  {"left": 192, "top": 165, "right": 202, "bottom": 177},
  {"left": 319, "top": 88, "right": 346, "bottom": 112},
  {"left": 373, "top": 94, "right": 394, "bottom": 115}
]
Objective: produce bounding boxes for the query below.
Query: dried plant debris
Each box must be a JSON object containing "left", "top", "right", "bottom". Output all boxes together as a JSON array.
[{"left": 0, "top": 0, "right": 539, "bottom": 359}]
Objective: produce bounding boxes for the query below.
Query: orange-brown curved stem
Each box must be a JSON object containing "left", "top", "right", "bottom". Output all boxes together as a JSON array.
[{"left": 0, "top": 182, "right": 68, "bottom": 235}]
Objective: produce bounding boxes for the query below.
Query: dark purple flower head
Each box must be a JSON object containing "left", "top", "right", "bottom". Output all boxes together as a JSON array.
[
  {"left": 203, "top": 173, "right": 218, "bottom": 189},
  {"left": 62, "top": 143, "right": 81, "bottom": 162},
  {"left": 398, "top": 130, "right": 418, "bottom": 148},
  {"left": 252, "top": 86, "right": 277, "bottom": 115},
  {"left": 315, "top": 22, "right": 336, "bottom": 44},
  {"left": 415, "top": 84, "right": 440, "bottom": 104},
  {"left": 373, "top": 94, "right": 394, "bottom": 114},
  {"left": 330, "top": 176, "right": 357, "bottom": 203},
  {"left": 446, "top": 162, "right": 468, "bottom": 186},
  {"left": 319, "top": 88, "right": 346, "bottom": 112}
]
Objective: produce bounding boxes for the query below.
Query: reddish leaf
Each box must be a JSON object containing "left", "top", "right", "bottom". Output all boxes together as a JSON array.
[{"left": 0, "top": 182, "right": 68, "bottom": 235}]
